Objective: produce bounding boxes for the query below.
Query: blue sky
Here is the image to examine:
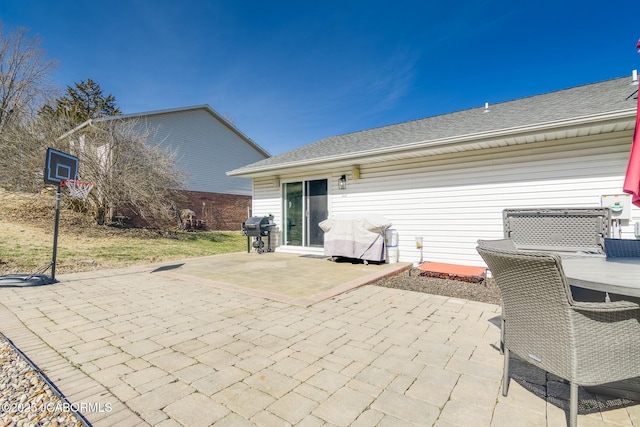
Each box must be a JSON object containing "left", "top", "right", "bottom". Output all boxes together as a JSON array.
[{"left": 1, "top": 1, "right": 638, "bottom": 155}]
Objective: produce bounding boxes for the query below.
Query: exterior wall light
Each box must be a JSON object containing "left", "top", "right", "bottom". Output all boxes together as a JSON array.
[
  {"left": 352, "top": 166, "right": 360, "bottom": 180},
  {"left": 338, "top": 175, "right": 347, "bottom": 190}
]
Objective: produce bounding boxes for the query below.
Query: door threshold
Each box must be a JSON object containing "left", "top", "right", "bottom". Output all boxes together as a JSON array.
[{"left": 277, "top": 246, "right": 325, "bottom": 255}]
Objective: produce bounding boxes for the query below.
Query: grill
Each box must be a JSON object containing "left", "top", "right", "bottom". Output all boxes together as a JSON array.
[{"left": 242, "top": 215, "right": 276, "bottom": 254}]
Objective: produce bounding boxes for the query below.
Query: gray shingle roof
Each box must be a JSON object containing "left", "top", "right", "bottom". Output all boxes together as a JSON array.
[{"left": 230, "top": 76, "right": 637, "bottom": 175}]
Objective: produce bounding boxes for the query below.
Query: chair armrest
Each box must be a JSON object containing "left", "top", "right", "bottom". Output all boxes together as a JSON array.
[{"left": 572, "top": 300, "right": 640, "bottom": 313}]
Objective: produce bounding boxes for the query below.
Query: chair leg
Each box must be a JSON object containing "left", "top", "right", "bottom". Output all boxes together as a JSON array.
[
  {"left": 569, "top": 382, "right": 578, "bottom": 427},
  {"left": 500, "top": 316, "right": 505, "bottom": 354},
  {"left": 502, "top": 347, "right": 510, "bottom": 396}
]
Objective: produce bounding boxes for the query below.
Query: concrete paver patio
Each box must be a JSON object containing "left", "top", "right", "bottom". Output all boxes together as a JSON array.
[
  {"left": 151, "top": 252, "right": 408, "bottom": 306},
  {"left": 1, "top": 252, "right": 639, "bottom": 426}
]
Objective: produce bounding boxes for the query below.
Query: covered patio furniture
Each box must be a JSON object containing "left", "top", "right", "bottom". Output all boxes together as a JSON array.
[
  {"left": 476, "top": 245, "right": 640, "bottom": 427},
  {"left": 319, "top": 213, "right": 391, "bottom": 263}
]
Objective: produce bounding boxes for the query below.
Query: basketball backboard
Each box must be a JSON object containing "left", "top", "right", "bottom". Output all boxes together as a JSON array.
[{"left": 44, "top": 148, "right": 78, "bottom": 185}]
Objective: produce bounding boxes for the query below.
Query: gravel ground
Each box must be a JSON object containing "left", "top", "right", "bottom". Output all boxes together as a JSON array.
[
  {"left": 0, "top": 336, "right": 83, "bottom": 427},
  {"left": 373, "top": 268, "right": 501, "bottom": 305}
]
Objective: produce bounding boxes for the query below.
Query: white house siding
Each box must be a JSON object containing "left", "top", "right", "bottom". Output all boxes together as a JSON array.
[
  {"left": 252, "top": 131, "right": 636, "bottom": 266},
  {"left": 252, "top": 178, "right": 283, "bottom": 245},
  {"left": 131, "top": 109, "right": 267, "bottom": 195},
  {"left": 252, "top": 178, "right": 281, "bottom": 219}
]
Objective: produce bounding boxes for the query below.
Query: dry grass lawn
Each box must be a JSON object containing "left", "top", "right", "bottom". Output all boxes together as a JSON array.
[{"left": 0, "top": 189, "right": 245, "bottom": 276}]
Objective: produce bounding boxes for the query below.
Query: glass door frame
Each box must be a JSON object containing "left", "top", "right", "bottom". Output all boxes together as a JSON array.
[
  {"left": 282, "top": 177, "right": 329, "bottom": 248},
  {"left": 283, "top": 181, "right": 304, "bottom": 246}
]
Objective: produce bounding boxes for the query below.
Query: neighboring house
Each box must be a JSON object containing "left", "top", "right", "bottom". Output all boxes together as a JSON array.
[
  {"left": 59, "top": 105, "right": 270, "bottom": 230},
  {"left": 228, "top": 76, "right": 639, "bottom": 266}
]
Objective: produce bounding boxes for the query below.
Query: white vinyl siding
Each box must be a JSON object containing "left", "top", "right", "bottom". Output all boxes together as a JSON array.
[
  {"left": 130, "top": 109, "right": 267, "bottom": 195},
  {"left": 252, "top": 178, "right": 281, "bottom": 219},
  {"left": 252, "top": 131, "right": 636, "bottom": 266},
  {"left": 252, "top": 177, "right": 282, "bottom": 245}
]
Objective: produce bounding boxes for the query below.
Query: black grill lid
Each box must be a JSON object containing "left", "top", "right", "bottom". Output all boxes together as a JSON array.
[{"left": 242, "top": 215, "right": 275, "bottom": 236}]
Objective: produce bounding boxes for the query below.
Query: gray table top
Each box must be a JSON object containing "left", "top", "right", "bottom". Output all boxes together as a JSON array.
[{"left": 561, "top": 257, "right": 640, "bottom": 298}]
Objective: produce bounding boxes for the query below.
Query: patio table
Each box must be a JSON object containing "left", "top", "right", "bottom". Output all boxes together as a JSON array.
[
  {"left": 562, "top": 257, "right": 640, "bottom": 299},
  {"left": 561, "top": 256, "right": 640, "bottom": 402}
]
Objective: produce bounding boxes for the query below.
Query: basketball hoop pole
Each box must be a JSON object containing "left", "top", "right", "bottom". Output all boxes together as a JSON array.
[
  {"left": 42, "top": 147, "right": 83, "bottom": 285},
  {"left": 50, "top": 183, "right": 62, "bottom": 282}
]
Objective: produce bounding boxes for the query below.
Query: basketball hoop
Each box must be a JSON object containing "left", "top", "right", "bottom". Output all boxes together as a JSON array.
[{"left": 61, "top": 179, "right": 94, "bottom": 200}]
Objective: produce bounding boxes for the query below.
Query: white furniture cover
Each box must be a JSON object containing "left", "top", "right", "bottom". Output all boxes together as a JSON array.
[{"left": 319, "top": 213, "right": 392, "bottom": 262}]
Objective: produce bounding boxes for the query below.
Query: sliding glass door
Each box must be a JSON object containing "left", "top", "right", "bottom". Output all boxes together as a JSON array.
[
  {"left": 283, "top": 182, "right": 303, "bottom": 246},
  {"left": 283, "top": 179, "right": 328, "bottom": 247},
  {"left": 307, "top": 179, "right": 328, "bottom": 246}
]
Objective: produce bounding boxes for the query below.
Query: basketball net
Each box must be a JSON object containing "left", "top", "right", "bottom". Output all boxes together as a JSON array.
[{"left": 61, "top": 180, "right": 94, "bottom": 200}]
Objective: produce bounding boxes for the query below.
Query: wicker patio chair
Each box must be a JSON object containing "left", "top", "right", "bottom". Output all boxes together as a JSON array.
[
  {"left": 604, "top": 238, "right": 640, "bottom": 258},
  {"left": 477, "top": 238, "right": 517, "bottom": 251},
  {"left": 477, "top": 239, "right": 517, "bottom": 352},
  {"left": 476, "top": 245, "right": 640, "bottom": 427}
]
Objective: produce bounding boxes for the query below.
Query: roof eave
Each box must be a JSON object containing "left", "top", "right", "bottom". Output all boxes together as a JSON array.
[{"left": 227, "top": 109, "right": 636, "bottom": 178}]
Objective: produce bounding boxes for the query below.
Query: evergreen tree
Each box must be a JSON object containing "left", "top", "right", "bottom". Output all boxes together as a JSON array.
[{"left": 39, "top": 78, "right": 121, "bottom": 126}]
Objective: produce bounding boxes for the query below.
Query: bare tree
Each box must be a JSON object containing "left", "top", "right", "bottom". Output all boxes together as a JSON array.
[
  {"left": 0, "top": 113, "right": 68, "bottom": 192},
  {"left": 68, "top": 119, "right": 187, "bottom": 226},
  {"left": 0, "top": 23, "right": 58, "bottom": 192},
  {"left": 0, "top": 24, "right": 58, "bottom": 128}
]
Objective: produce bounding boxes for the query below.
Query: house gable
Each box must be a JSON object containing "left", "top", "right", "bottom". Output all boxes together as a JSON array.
[
  {"left": 126, "top": 108, "right": 267, "bottom": 195},
  {"left": 59, "top": 105, "right": 270, "bottom": 196}
]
